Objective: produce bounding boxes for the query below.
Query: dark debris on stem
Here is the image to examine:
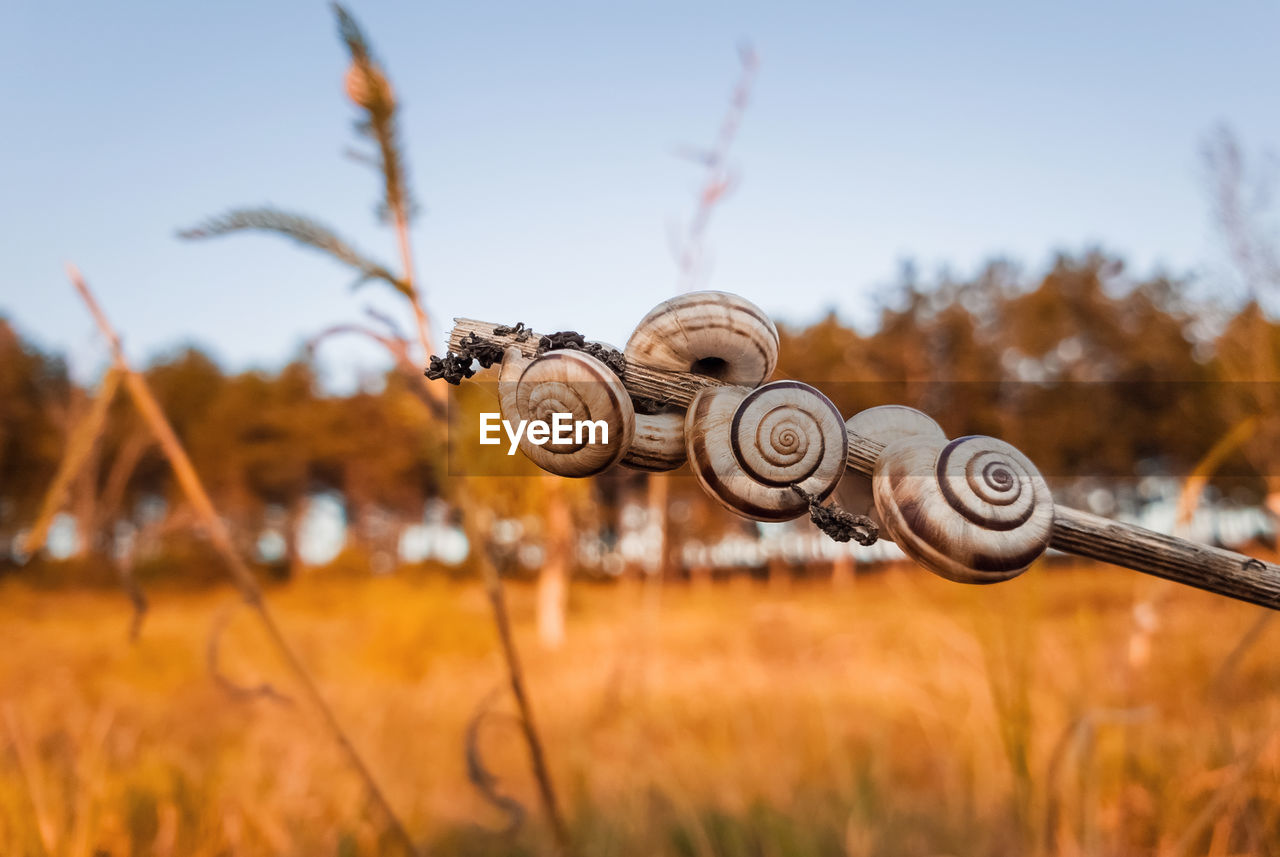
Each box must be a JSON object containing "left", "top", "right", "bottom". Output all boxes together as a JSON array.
[{"left": 791, "top": 485, "right": 879, "bottom": 545}]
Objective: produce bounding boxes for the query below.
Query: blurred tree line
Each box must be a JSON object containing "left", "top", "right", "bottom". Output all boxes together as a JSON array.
[{"left": 3, "top": 250, "right": 1279, "bottom": 586}]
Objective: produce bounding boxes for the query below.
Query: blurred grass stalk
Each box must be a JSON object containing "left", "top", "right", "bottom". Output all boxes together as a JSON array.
[
  {"left": 57, "top": 265, "right": 424, "bottom": 857},
  {"left": 182, "top": 5, "right": 575, "bottom": 845}
]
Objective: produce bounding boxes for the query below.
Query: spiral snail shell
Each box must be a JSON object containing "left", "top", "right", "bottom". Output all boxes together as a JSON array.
[
  {"left": 872, "top": 435, "right": 1054, "bottom": 583},
  {"left": 498, "top": 348, "right": 635, "bottom": 477},
  {"left": 625, "top": 291, "right": 779, "bottom": 387},
  {"left": 686, "top": 380, "right": 847, "bottom": 522}
]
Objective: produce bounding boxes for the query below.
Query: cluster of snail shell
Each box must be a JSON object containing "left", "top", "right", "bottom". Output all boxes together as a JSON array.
[{"left": 496, "top": 291, "right": 1055, "bottom": 584}]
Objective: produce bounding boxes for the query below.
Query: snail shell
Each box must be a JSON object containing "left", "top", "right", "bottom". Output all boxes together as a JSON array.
[
  {"left": 686, "top": 381, "right": 847, "bottom": 522},
  {"left": 621, "top": 411, "right": 686, "bottom": 472},
  {"left": 625, "top": 291, "right": 779, "bottom": 387},
  {"left": 837, "top": 406, "right": 948, "bottom": 526},
  {"left": 845, "top": 405, "right": 946, "bottom": 449},
  {"left": 498, "top": 348, "right": 635, "bottom": 477},
  {"left": 873, "top": 435, "right": 1054, "bottom": 583}
]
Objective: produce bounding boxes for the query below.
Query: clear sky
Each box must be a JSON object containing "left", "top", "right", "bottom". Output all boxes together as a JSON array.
[{"left": 3, "top": 1, "right": 1278, "bottom": 389}]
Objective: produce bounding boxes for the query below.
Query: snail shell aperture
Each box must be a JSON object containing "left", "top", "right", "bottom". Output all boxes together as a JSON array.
[
  {"left": 873, "top": 435, "right": 1054, "bottom": 583},
  {"left": 686, "top": 380, "right": 847, "bottom": 522},
  {"left": 498, "top": 348, "right": 635, "bottom": 477},
  {"left": 625, "top": 291, "right": 779, "bottom": 387}
]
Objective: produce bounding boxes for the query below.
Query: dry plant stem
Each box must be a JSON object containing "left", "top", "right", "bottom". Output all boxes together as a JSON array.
[
  {"left": 675, "top": 46, "right": 758, "bottom": 294},
  {"left": 389, "top": 135, "right": 565, "bottom": 843},
  {"left": 1176, "top": 416, "right": 1259, "bottom": 525},
  {"left": 392, "top": 209, "right": 445, "bottom": 413},
  {"left": 3, "top": 706, "right": 56, "bottom": 857},
  {"left": 1166, "top": 728, "right": 1280, "bottom": 857},
  {"left": 449, "top": 318, "right": 1280, "bottom": 609},
  {"left": 67, "top": 266, "right": 424, "bottom": 857},
  {"left": 21, "top": 367, "right": 121, "bottom": 556},
  {"left": 464, "top": 688, "right": 527, "bottom": 834},
  {"left": 462, "top": 498, "right": 571, "bottom": 853}
]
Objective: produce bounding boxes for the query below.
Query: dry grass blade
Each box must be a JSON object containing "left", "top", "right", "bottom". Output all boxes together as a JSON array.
[
  {"left": 308, "top": 321, "right": 445, "bottom": 419},
  {"left": 462, "top": 497, "right": 571, "bottom": 853},
  {"left": 1176, "top": 416, "right": 1259, "bottom": 526},
  {"left": 330, "top": 6, "right": 562, "bottom": 842},
  {"left": 21, "top": 367, "right": 121, "bottom": 557},
  {"left": 116, "top": 553, "right": 150, "bottom": 642},
  {"left": 178, "top": 207, "right": 410, "bottom": 295},
  {"left": 1209, "top": 610, "right": 1275, "bottom": 695},
  {"left": 1167, "top": 727, "right": 1280, "bottom": 857},
  {"left": 465, "top": 688, "right": 527, "bottom": 835},
  {"left": 2, "top": 705, "right": 57, "bottom": 857},
  {"left": 66, "top": 264, "right": 425, "bottom": 857},
  {"left": 207, "top": 599, "right": 293, "bottom": 705}
]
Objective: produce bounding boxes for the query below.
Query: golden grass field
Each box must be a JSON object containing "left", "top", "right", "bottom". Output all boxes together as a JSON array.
[{"left": 2, "top": 564, "right": 1278, "bottom": 856}]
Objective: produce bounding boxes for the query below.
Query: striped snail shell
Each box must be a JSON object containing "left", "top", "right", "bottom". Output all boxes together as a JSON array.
[
  {"left": 622, "top": 411, "right": 686, "bottom": 472},
  {"left": 845, "top": 405, "right": 946, "bottom": 449},
  {"left": 625, "top": 291, "right": 779, "bottom": 387},
  {"left": 686, "top": 381, "right": 847, "bottom": 522},
  {"left": 836, "top": 406, "right": 949, "bottom": 525},
  {"left": 873, "top": 435, "right": 1054, "bottom": 583},
  {"left": 498, "top": 348, "right": 635, "bottom": 477}
]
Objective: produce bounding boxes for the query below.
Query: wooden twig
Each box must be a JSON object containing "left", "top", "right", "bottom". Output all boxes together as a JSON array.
[
  {"left": 445, "top": 317, "right": 1280, "bottom": 610},
  {"left": 66, "top": 265, "right": 424, "bottom": 857}
]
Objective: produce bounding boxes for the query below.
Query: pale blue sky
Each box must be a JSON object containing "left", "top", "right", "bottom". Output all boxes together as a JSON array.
[{"left": 3, "top": 1, "right": 1277, "bottom": 389}]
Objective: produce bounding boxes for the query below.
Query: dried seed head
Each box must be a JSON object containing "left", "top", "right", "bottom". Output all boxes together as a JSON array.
[{"left": 344, "top": 61, "right": 395, "bottom": 111}]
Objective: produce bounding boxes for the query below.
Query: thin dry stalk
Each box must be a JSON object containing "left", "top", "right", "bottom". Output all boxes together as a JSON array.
[
  {"left": 309, "top": 311, "right": 433, "bottom": 410},
  {"left": 322, "top": 9, "right": 565, "bottom": 840},
  {"left": 117, "top": 554, "right": 149, "bottom": 642},
  {"left": 2, "top": 705, "right": 56, "bottom": 857},
  {"left": 1043, "top": 707, "right": 1153, "bottom": 857},
  {"left": 392, "top": 207, "right": 441, "bottom": 398},
  {"left": 673, "top": 44, "right": 759, "bottom": 294},
  {"left": 67, "top": 706, "right": 114, "bottom": 857},
  {"left": 331, "top": 305, "right": 570, "bottom": 850},
  {"left": 1175, "top": 416, "right": 1259, "bottom": 526},
  {"left": 1166, "top": 727, "right": 1280, "bottom": 857},
  {"left": 464, "top": 687, "right": 527, "bottom": 835},
  {"left": 21, "top": 367, "right": 121, "bottom": 557},
  {"left": 1209, "top": 612, "right": 1275, "bottom": 696},
  {"left": 207, "top": 599, "right": 294, "bottom": 705},
  {"left": 363, "top": 35, "right": 571, "bottom": 830},
  {"left": 462, "top": 498, "right": 571, "bottom": 853},
  {"left": 66, "top": 265, "right": 424, "bottom": 857},
  {"left": 1127, "top": 416, "right": 1264, "bottom": 674}
]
